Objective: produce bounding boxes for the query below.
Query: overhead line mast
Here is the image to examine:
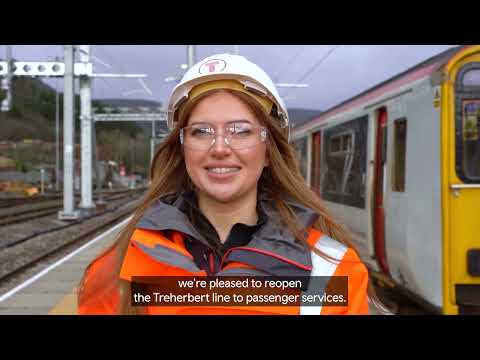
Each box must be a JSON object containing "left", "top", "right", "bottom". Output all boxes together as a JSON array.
[{"left": 0, "top": 45, "right": 148, "bottom": 220}]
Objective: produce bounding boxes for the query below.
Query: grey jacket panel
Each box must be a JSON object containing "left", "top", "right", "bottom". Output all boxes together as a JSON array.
[
  {"left": 135, "top": 191, "right": 319, "bottom": 275},
  {"left": 137, "top": 195, "right": 210, "bottom": 248},
  {"left": 133, "top": 241, "right": 203, "bottom": 273}
]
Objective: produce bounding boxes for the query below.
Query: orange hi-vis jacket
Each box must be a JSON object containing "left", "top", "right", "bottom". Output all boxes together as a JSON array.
[{"left": 78, "top": 192, "right": 369, "bottom": 315}]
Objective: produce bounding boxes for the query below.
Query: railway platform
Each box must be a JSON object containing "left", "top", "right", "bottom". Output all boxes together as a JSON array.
[{"left": 0, "top": 217, "right": 130, "bottom": 315}]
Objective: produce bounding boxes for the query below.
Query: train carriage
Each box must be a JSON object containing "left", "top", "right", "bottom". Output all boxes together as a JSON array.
[{"left": 291, "top": 45, "right": 480, "bottom": 315}]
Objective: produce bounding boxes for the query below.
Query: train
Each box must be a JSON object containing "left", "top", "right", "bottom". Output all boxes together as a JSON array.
[{"left": 291, "top": 45, "right": 480, "bottom": 315}]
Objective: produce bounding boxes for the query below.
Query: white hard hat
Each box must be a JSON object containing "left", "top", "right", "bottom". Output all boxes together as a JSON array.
[{"left": 166, "top": 53, "right": 289, "bottom": 133}]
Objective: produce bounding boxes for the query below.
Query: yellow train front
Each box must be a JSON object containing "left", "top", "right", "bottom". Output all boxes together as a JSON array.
[{"left": 291, "top": 45, "right": 480, "bottom": 315}]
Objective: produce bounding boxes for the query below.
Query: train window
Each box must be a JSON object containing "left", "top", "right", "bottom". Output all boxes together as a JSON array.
[
  {"left": 463, "top": 69, "right": 480, "bottom": 87},
  {"left": 455, "top": 63, "right": 480, "bottom": 183},
  {"left": 321, "top": 115, "right": 368, "bottom": 208},
  {"left": 330, "top": 137, "right": 342, "bottom": 153},
  {"left": 460, "top": 100, "right": 480, "bottom": 178},
  {"left": 392, "top": 118, "right": 407, "bottom": 192},
  {"left": 329, "top": 133, "right": 353, "bottom": 155}
]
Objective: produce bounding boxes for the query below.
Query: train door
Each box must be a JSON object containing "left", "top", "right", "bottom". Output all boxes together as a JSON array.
[
  {"left": 311, "top": 131, "right": 322, "bottom": 195},
  {"left": 373, "top": 108, "right": 390, "bottom": 275},
  {"left": 444, "top": 52, "right": 480, "bottom": 314}
]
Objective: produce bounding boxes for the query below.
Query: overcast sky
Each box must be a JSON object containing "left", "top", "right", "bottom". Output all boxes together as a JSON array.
[{"left": 1, "top": 45, "right": 456, "bottom": 111}]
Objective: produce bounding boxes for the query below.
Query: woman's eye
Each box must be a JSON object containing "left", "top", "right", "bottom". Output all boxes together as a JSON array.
[
  {"left": 191, "top": 128, "right": 213, "bottom": 136},
  {"left": 230, "top": 125, "right": 252, "bottom": 136}
]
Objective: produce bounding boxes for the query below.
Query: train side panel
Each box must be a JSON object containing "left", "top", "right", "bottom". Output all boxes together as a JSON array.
[
  {"left": 306, "top": 79, "right": 444, "bottom": 310},
  {"left": 387, "top": 80, "right": 443, "bottom": 309}
]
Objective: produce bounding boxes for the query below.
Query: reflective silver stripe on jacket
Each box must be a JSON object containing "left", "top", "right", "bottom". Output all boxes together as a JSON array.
[{"left": 300, "top": 235, "right": 348, "bottom": 315}]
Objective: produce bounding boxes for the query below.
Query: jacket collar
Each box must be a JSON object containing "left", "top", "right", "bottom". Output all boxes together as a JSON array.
[
  {"left": 136, "top": 191, "right": 210, "bottom": 248},
  {"left": 135, "top": 190, "right": 319, "bottom": 274}
]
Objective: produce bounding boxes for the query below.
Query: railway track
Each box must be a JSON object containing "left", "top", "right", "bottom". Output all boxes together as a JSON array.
[
  {"left": 372, "top": 280, "right": 433, "bottom": 315},
  {"left": 0, "top": 189, "right": 145, "bottom": 252},
  {"left": 0, "top": 195, "right": 60, "bottom": 209},
  {"left": 0, "top": 197, "right": 139, "bottom": 286},
  {"left": 0, "top": 206, "right": 61, "bottom": 227},
  {"left": 0, "top": 188, "right": 143, "bottom": 209},
  {"left": 0, "top": 189, "right": 144, "bottom": 226}
]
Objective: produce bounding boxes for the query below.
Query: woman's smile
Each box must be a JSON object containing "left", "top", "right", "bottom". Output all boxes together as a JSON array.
[{"left": 204, "top": 164, "right": 242, "bottom": 180}]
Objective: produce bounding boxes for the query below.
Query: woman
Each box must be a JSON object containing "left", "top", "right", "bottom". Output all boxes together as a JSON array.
[{"left": 78, "top": 53, "right": 372, "bottom": 315}]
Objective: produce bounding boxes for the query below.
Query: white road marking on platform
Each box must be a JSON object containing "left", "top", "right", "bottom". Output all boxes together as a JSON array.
[{"left": 0, "top": 215, "right": 132, "bottom": 304}]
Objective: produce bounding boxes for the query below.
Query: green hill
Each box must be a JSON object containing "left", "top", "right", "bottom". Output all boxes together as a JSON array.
[
  {"left": 0, "top": 76, "right": 59, "bottom": 141},
  {"left": 0, "top": 76, "right": 148, "bottom": 142},
  {"left": 0, "top": 76, "right": 155, "bottom": 176}
]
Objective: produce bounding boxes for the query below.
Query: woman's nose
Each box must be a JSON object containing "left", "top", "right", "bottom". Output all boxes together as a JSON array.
[{"left": 210, "top": 134, "right": 231, "bottom": 155}]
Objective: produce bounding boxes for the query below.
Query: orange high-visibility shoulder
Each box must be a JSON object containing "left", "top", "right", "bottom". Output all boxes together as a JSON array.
[
  {"left": 320, "top": 247, "right": 369, "bottom": 315},
  {"left": 120, "top": 230, "right": 207, "bottom": 281},
  {"left": 131, "top": 228, "right": 192, "bottom": 258},
  {"left": 78, "top": 245, "right": 121, "bottom": 315},
  {"left": 306, "top": 228, "right": 324, "bottom": 248}
]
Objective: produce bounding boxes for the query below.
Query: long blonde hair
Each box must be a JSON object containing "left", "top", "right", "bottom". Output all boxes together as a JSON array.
[{"left": 78, "top": 88, "right": 379, "bottom": 314}]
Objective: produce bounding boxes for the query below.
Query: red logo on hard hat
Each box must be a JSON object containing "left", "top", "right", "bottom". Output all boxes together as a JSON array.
[{"left": 199, "top": 59, "right": 227, "bottom": 74}]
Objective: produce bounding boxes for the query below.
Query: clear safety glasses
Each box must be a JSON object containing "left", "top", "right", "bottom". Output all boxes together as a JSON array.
[{"left": 180, "top": 123, "right": 268, "bottom": 150}]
